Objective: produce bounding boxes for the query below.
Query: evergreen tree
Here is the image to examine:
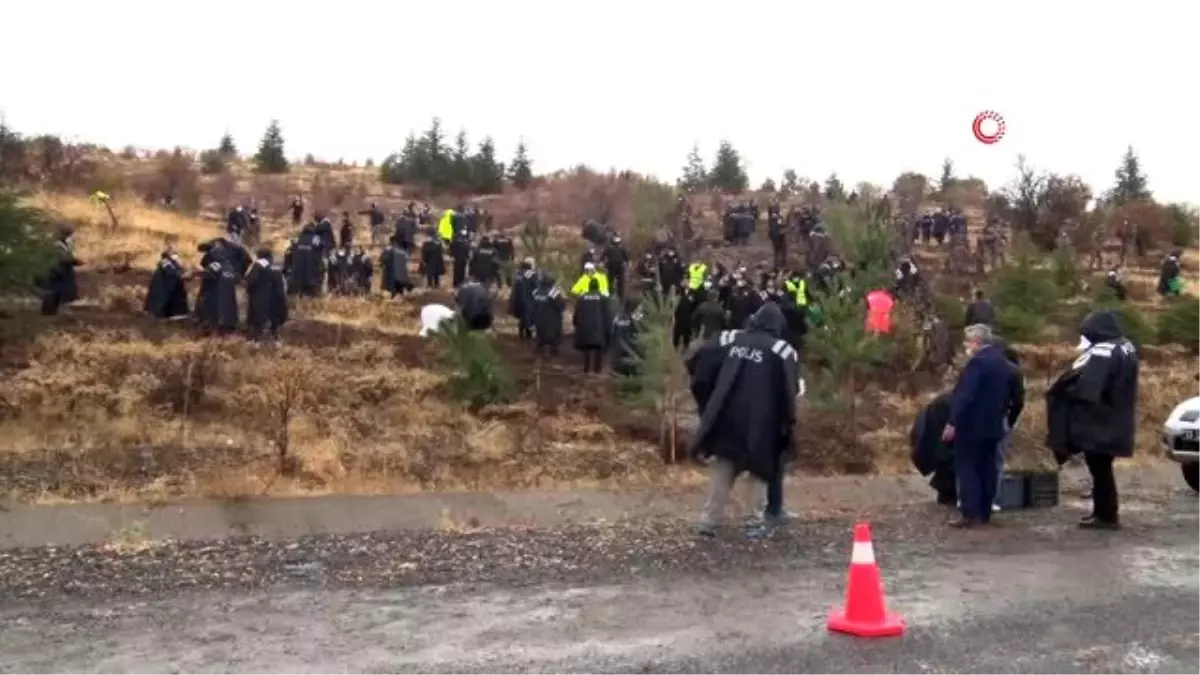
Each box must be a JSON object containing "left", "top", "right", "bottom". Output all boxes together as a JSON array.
[
  {"left": 938, "top": 158, "right": 956, "bottom": 195},
  {"left": 1110, "top": 145, "right": 1151, "bottom": 205},
  {"left": 823, "top": 172, "right": 845, "bottom": 201},
  {"left": 450, "top": 129, "right": 472, "bottom": 192},
  {"left": 422, "top": 118, "right": 449, "bottom": 190},
  {"left": 469, "top": 136, "right": 505, "bottom": 194},
  {"left": 781, "top": 168, "right": 800, "bottom": 195},
  {"left": 508, "top": 140, "right": 534, "bottom": 189},
  {"left": 253, "top": 120, "right": 289, "bottom": 174},
  {"left": 0, "top": 189, "right": 58, "bottom": 294},
  {"left": 707, "top": 140, "right": 748, "bottom": 193},
  {"left": 218, "top": 133, "right": 237, "bottom": 159},
  {"left": 677, "top": 143, "right": 708, "bottom": 193}
]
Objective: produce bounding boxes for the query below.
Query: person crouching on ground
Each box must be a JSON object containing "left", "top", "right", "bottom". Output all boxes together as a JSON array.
[
  {"left": 1046, "top": 309, "right": 1139, "bottom": 530},
  {"left": 687, "top": 303, "right": 799, "bottom": 540},
  {"left": 942, "top": 324, "right": 1011, "bottom": 528},
  {"left": 454, "top": 275, "right": 494, "bottom": 331}
]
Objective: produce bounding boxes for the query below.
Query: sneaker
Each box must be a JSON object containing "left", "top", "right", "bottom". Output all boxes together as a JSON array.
[
  {"left": 764, "top": 508, "right": 797, "bottom": 524},
  {"left": 992, "top": 503, "right": 1002, "bottom": 513},
  {"left": 1078, "top": 515, "right": 1121, "bottom": 531},
  {"left": 695, "top": 523, "right": 717, "bottom": 538},
  {"left": 949, "top": 517, "right": 979, "bottom": 529},
  {"left": 743, "top": 522, "right": 769, "bottom": 540}
]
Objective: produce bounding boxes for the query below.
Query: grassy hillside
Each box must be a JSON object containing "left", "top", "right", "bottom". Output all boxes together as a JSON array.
[{"left": 0, "top": 172, "right": 1195, "bottom": 504}]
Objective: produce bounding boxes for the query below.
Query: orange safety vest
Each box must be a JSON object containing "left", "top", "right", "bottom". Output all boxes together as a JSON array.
[{"left": 865, "top": 289, "right": 895, "bottom": 335}]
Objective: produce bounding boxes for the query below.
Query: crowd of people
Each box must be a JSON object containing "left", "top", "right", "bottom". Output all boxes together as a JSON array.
[{"left": 32, "top": 190, "right": 1169, "bottom": 540}]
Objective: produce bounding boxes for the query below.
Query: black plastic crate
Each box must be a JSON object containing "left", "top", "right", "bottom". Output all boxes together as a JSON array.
[
  {"left": 996, "top": 473, "right": 1028, "bottom": 510},
  {"left": 1024, "top": 471, "right": 1060, "bottom": 508}
]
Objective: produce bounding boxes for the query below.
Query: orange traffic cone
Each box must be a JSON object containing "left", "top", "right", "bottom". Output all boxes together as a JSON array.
[{"left": 827, "top": 522, "right": 905, "bottom": 638}]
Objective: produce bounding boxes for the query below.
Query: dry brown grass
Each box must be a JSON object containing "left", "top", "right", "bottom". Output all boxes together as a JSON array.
[{"left": 2, "top": 174, "right": 1195, "bottom": 505}]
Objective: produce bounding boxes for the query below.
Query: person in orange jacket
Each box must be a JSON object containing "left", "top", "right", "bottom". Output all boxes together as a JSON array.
[{"left": 865, "top": 288, "right": 895, "bottom": 335}]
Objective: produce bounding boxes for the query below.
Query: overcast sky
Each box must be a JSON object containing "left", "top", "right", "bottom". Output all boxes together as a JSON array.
[{"left": 3, "top": 0, "right": 1196, "bottom": 204}]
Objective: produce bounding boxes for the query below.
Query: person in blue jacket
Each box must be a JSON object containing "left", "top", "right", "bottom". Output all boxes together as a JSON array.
[{"left": 942, "top": 324, "right": 1013, "bottom": 528}]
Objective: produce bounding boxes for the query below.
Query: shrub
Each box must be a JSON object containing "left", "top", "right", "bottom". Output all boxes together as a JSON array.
[
  {"left": 1157, "top": 296, "right": 1200, "bottom": 352},
  {"left": 431, "top": 317, "right": 515, "bottom": 410},
  {"left": 199, "top": 149, "right": 227, "bottom": 176},
  {"left": 1165, "top": 203, "right": 1198, "bottom": 249},
  {"left": 986, "top": 243, "right": 1061, "bottom": 342}
]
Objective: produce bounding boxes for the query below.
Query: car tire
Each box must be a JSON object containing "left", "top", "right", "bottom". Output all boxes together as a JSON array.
[{"left": 1183, "top": 463, "right": 1199, "bottom": 493}]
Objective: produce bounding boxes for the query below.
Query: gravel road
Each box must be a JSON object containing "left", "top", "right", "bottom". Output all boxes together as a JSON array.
[{"left": 1, "top": 491, "right": 1196, "bottom": 673}]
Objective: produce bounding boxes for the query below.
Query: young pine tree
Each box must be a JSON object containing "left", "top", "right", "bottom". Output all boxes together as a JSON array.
[
  {"left": 1110, "top": 145, "right": 1151, "bottom": 205},
  {"left": 0, "top": 189, "right": 58, "bottom": 295},
  {"left": 450, "top": 129, "right": 472, "bottom": 193},
  {"left": 217, "top": 133, "right": 237, "bottom": 159},
  {"left": 625, "top": 292, "right": 690, "bottom": 463},
  {"left": 253, "top": 120, "right": 289, "bottom": 174},
  {"left": 508, "top": 140, "right": 534, "bottom": 190},
  {"left": 707, "top": 140, "right": 748, "bottom": 193},
  {"left": 469, "top": 136, "right": 505, "bottom": 195},
  {"left": 938, "top": 158, "right": 956, "bottom": 196},
  {"left": 678, "top": 143, "right": 708, "bottom": 193}
]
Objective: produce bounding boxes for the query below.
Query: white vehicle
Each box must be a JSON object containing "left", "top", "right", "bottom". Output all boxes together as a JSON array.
[{"left": 1162, "top": 395, "right": 1200, "bottom": 493}]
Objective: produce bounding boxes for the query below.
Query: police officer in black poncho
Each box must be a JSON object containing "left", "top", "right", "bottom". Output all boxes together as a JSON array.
[
  {"left": 509, "top": 258, "right": 539, "bottom": 341},
  {"left": 471, "top": 236, "right": 499, "bottom": 289},
  {"left": 493, "top": 232, "right": 515, "bottom": 287},
  {"left": 688, "top": 303, "right": 800, "bottom": 539},
  {"left": 603, "top": 235, "right": 629, "bottom": 299},
  {"left": 245, "top": 248, "right": 288, "bottom": 343},
  {"left": 420, "top": 231, "right": 446, "bottom": 288},
  {"left": 531, "top": 274, "right": 566, "bottom": 357},
  {"left": 573, "top": 278, "right": 611, "bottom": 374},
  {"left": 393, "top": 209, "right": 418, "bottom": 252},
  {"left": 381, "top": 240, "right": 411, "bottom": 298},
  {"left": 197, "top": 241, "right": 240, "bottom": 334},
  {"left": 1046, "top": 309, "right": 1140, "bottom": 530},
  {"left": 312, "top": 216, "right": 335, "bottom": 256},
  {"left": 455, "top": 275, "right": 494, "bottom": 331},
  {"left": 350, "top": 246, "right": 373, "bottom": 294},
  {"left": 288, "top": 225, "right": 324, "bottom": 297},
  {"left": 609, "top": 298, "right": 643, "bottom": 376},
  {"left": 144, "top": 240, "right": 189, "bottom": 319},
  {"left": 450, "top": 230, "right": 471, "bottom": 288}
]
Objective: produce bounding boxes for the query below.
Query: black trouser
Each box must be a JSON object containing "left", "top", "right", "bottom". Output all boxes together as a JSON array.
[
  {"left": 426, "top": 274, "right": 440, "bottom": 288},
  {"left": 452, "top": 261, "right": 466, "bottom": 287},
  {"left": 611, "top": 270, "right": 625, "bottom": 300},
  {"left": 40, "top": 291, "right": 63, "bottom": 316},
  {"left": 581, "top": 347, "right": 603, "bottom": 373},
  {"left": 1084, "top": 452, "right": 1119, "bottom": 523},
  {"left": 536, "top": 342, "right": 559, "bottom": 358},
  {"left": 771, "top": 237, "right": 787, "bottom": 269},
  {"left": 518, "top": 321, "right": 532, "bottom": 340},
  {"left": 765, "top": 457, "right": 784, "bottom": 517},
  {"left": 672, "top": 320, "right": 692, "bottom": 350},
  {"left": 466, "top": 314, "right": 493, "bottom": 331}
]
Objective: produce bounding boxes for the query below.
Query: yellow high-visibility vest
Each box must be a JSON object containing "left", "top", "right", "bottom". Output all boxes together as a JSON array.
[
  {"left": 687, "top": 263, "right": 707, "bottom": 290},
  {"left": 785, "top": 278, "right": 808, "bottom": 306},
  {"left": 437, "top": 209, "right": 455, "bottom": 241},
  {"left": 571, "top": 271, "right": 610, "bottom": 296}
]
